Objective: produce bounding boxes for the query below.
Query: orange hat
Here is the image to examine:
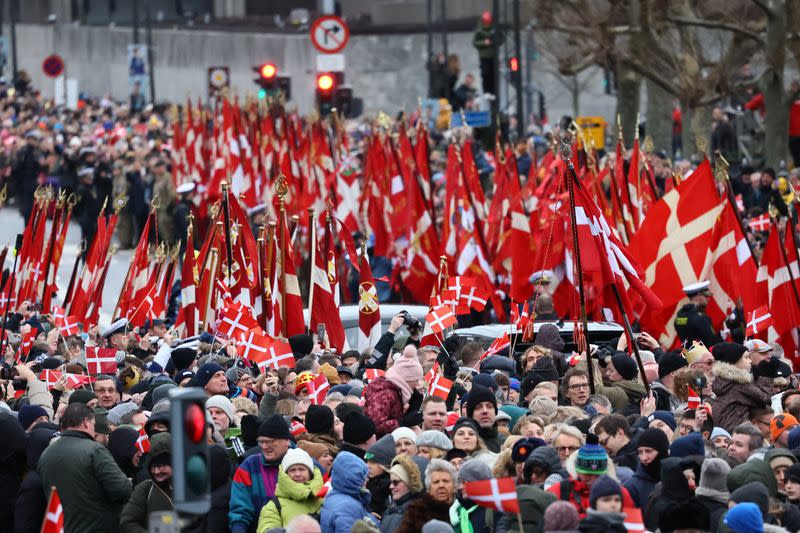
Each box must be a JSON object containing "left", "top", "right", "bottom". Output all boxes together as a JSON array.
[{"left": 771, "top": 413, "right": 799, "bottom": 443}]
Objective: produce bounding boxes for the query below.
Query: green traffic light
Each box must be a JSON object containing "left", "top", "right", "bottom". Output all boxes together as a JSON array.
[
  {"left": 258, "top": 89, "right": 267, "bottom": 99},
  {"left": 187, "top": 454, "right": 208, "bottom": 494}
]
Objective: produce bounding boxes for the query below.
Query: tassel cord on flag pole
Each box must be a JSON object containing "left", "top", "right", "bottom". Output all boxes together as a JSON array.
[
  {"left": 561, "top": 132, "right": 595, "bottom": 395},
  {"left": 276, "top": 175, "right": 289, "bottom": 338},
  {"left": 307, "top": 208, "right": 316, "bottom": 335},
  {"left": 0, "top": 234, "right": 23, "bottom": 359},
  {"left": 220, "top": 181, "right": 235, "bottom": 286},
  {"left": 716, "top": 151, "right": 759, "bottom": 267},
  {"left": 610, "top": 284, "right": 650, "bottom": 394}
]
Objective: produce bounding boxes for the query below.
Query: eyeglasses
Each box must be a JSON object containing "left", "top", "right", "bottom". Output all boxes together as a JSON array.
[
  {"left": 598, "top": 435, "right": 610, "bottom": 447},
  {"left": 569, "top": 383, "right": 589, "bottom": 391},
  {"left": 257, "top": 438, "right": 279, "bottom": 447},
  {"left": 389, "top": 479, "right": 404, "bottom": 486},
  {"left": 753, "top": 418, "right": 772, "bottom": 427},
  {"left": 556, "top": 446, "right": 579, "bottom": 454}
]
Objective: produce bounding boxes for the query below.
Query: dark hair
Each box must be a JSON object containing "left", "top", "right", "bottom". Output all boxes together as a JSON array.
[
  {"left": 119, "top": 408, "right": 145, "bottom": 426},
  {"left": 295, "top": 356, "right": 316, "bottom": 374},
  {"left": 733, "top": 423, "right": 765, "bottom": 451},
  {"left": 456, "top": 342, "right": 485, "bottom": 366},
  {"left": 60, "top": 403, "right": 95, "bottom": 430},
  {"left": 94, "top": 374, "right": 121, "bottom": 392},
  {"left": 594, "top": 414, "right": 631, "bottom": 439},
  {"left": 561, "top": 368, "right": 588, "bottom": 396}
]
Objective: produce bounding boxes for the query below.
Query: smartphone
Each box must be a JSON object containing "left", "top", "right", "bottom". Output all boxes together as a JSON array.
[{"left": 317, "top": 323, "right": 326, "bottom": 341}]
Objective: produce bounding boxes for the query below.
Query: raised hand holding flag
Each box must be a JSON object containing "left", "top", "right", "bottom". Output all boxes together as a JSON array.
[{"left": 85, "top": 346, "right": 118, "bottom": 374}]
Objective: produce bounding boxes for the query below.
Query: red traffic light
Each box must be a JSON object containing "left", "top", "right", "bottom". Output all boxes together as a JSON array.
[
  {"left": 317, "top": 73, "right": 334, "bottom": 91},
  {"left": 509, "top": 57, "right": 519, "bottom": 72},
  {"left": 185, "top": 403, "right": 206, "bottom": 443},
  {"left": 260, "top": 63, "right": 277, "bottom": 79}
]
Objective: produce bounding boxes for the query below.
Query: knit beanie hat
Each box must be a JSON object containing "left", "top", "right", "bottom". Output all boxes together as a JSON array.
[
  {"left": 647, "top": 410, "right": 677, "bottom": 431},
  {"left": 364, "top": 434, "right": 395, "bottom": 468},
  {"left": 637, "top": 427, "right": 670, "bottom": 456},
  {"left": 18, "top": 404, "right": 48, "bottom": 431},
  {"left": 589, "top": 474, "right": 622, "bottom": 509},
  {"left": 343, "top": 411, "right": 376, "bottom": 445},
  {"left": 296, "top": 440, "right": 331, "bottom": 462},
  {"left": 712, "top": 342, "right": 748, "bottom": 366},
  {"left": 512, "top": 437, "right": 546, "bottom": 463},
  {"left": 696, "top": 457, "right": 731, "bottom": 496},
  {"left": 669, "top": 432, "right": 705, "bottom": 458},
  {"left": 422, "top": 520, "right": 455, "bottom": 533},
  {"left": 106, "top": 402, "right": 139, "bottom": 426},
  {"left": 304, "top": 404, "right": 334, "bottom": 435},
  {"left": 205, "top": 395, "right": 235, "bottom": 425},
  {"left": 535, "top": 323, "right": 565, "bottom": 352},
  {"left": 725, "top": 502, "right": 764, "bottom": 533},
  {"left": 658, "top": 351, "right": 688, "bottom": 379},
  {"left": 391, "top": 426, "right": 417, "bottom": 445},
  {"left": 386, "top": 345, "right": 424, "bottom": 383},
  {"left": 711, "top": 427, "right": 731, "bottom": 441},
  {"left": 771, "top": 413, "right": 799, "bottom": 443},
  {"left": 785, "top": 463, "right": 800, "bottom": 484},
  {"left": 472, "top": 373, "right": 499, "bottom": 392},
  {"left": 69, "top": 389, "right": 97, "bottom": 405},
  {"left": 451, "top": 417, "right": 481, "bottom": 437},
  {"left": 764, "top": 448, "right": 796, "bottom": 471},
  {"left": 466, "top": 385, "right": 498, "bottom": 418},
  {"left": 543, "top": 500, "right": 580, "bottom": 533},
  {"left": 196, "top": 362, "right": 225, "bottom": 388},
  {"left": 258, "top": 415, "right": 291, "bottom": 440},
  {"left": 610, "top": 353, "right": 638, "bottom": 381},
  {"left": 280, "top": 448, "right": 314, "bottom": 475},
  {"left": 458, "top": 459, "right": 492, "bottom": 483},
  {"left": 730, "top": 482, "right": 770, "bottom": 519},
  {"left": 575, "top": 437, "right": 608, "bottom": 475}
]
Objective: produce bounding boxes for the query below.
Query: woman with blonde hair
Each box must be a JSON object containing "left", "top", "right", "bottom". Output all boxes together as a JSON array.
[
  {"left": 451, "top": 418, "right": 497, "bottom": 469},
  {"left": 415, "top": 430, "right": 452, "bottom": 460},
  {"left": 513, "top": 415, "right": 546, "bottom": 438}
]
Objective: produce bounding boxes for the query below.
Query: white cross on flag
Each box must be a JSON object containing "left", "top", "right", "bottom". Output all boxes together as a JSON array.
[
  {"left": 85, "top": 346, "right": 118, "bottom": 374},
  {"left": 462, "top": 477, "right": 520, "bottom": 513},
  {"left": 457, "top": 285, "right": 489, "bottom": 314},
  {"left": 748, "top": 213, "right": 771, "bottom": 232},
  {"left": 41, "top": 487, "right": 64, "bottom": 533},
  {"left": 51, "top": 306, "right": 66, "bottom": 325},
  {"left": 429, "top": 289, "right": 458, "bottom": 311},
  {"left": 38, "top": 370, "right": 96, "bottom": 390},
  {"left": 482, "top": 332, "right": 511, "bottom": 361},
  {"left": 424, "top": 362, "right": 440, "bottom": 385},
  {"left": 237, "top": 328, "right": 273, "bottom": 363},
  {"left": 21, "top": 329, "right": 36, "bottom": 357},
  {"left": 427, "top": 373, "right": 453, "bottom": 399},
  {"left": 746, "top": 306, "right": 774, "bottom": 337},
  {"left": 136, "top": 426, "right": 151, "bottom": 453},
  {"left": 623, "top": 507, "right": 646, "bottom": 533},
  {"left": 308, "top": 373, "right": 330, "bottom": 405},
  {"left": 363, "top": 368, "right": 385, "bottom": 381},
  {"left": 217, "top": 302, "right": 258, "bottom": 339},
  {"left": 687, "top": 385, "right": 701, "bottom": 410},
  {"left": 59, "top": 315, "right": 81, "bottom": 337},
  {"left": 262, "top": 338, "right": 296, "bottom": 370},
  {"left": 426, "top": 304, "right": 457, "bottom": 334}
]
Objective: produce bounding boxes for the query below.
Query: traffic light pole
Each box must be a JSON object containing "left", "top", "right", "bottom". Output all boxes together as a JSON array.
[
  {"left": 491, "top": 0, "right": 500, "bottom": 141},
  {"left": 513, "top": 0, "right": 524, "bottom": 139},
  {"left": 145, "top": 0, "right": 156, "bottom": 103}
]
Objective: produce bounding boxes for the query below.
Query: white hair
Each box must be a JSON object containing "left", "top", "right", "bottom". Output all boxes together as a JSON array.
[
  {"left": 285, "top": 514, "right": 321, "bottom": 533},
  {"left": 425, "top": 458, "right": 457, "bottom": 490}
]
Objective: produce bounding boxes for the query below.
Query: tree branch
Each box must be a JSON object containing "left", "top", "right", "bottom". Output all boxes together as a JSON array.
[
  {"left": 666, "top": 16, "right": 764, "bottom": 43},
  {"left": 620, "top": 56, "right": 682, "bottom": 96},
  {"left": 751, "top": 0, "right": 773, "bottom": 16}
]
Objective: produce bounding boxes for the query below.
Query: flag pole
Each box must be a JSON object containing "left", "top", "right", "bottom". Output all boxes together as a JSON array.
[
  {"left": 610, "top": 284, "right": 650, "bottom": 394},
  {"left": 276, "top": 174, "right": 288, "bottom": 338},
  {"left": 220, "top": 181, "right": 234, "bottom": 286},
  {"left": 307, "top": 208, "right": 316, "bottom": 335},
  {"left": 516, "top": 512, "right": 525, "bottom": 533},
  {"left": 0, "top": 234, "right": 23, "bottom": 359},
  {"left": 561, "top": 131, "right": 595, "bottom": 395}
]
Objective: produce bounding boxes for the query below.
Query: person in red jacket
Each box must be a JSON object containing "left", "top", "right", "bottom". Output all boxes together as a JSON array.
[{"left": 547, "top": 435, "right": 635, "bottom": 517}]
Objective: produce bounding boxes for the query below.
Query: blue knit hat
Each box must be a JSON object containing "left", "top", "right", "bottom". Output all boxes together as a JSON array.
[
  {"left": 589, "top": 474, "right": 622, "bottom": 509},
  {"left": 669, "top": 432, "right": 705, "bottom": 458},
  {"left": 724, "top": 502, "right": 764, "bottom": 533},
  {"left": 575, "top": 437, "right": 608, "bottom": 475}
]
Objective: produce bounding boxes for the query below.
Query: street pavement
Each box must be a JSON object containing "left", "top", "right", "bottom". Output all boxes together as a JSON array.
[{"left": 0, "top": 206, "right": 134, "bottom": 326}]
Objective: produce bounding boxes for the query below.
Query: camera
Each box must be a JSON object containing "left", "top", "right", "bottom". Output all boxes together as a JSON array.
[
  {"left": 692, "top": 376, "right": 707, "bottom": 389},
  {"left": 0, "top": 367, "right": 18, "bottom": 380},
  {"left": 398, "top": 310, "right": 423, "bottom": 336}
]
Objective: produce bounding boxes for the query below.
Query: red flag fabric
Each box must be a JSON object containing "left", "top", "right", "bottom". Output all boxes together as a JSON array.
[
  {"left": 482, "top": 332, "right": 511, "bottom": 360},
  {"left": 237, "top": 328, "right": 273, "bottom": 363},
  {"left": 310, "top": 234, "right": 346, "bottom": 352},
  {"left": 41, "top": 487, "right": 64, "bottom": 533},
  {"left": 462, "top": 477, "right": 520, "bottom": 513},
  {"left": 425, "top": 304, "right": 457, "bottom": 334},
  {"left": 748, "top": 213, "right": 770, "bottom": 232},
  {"left": 363, "top": 369, "right": 385, "bottom": 381},
  {"left": 687, "top": 386, "right": 701, "bottom": 409},
  {"left": 358, "top": 250, "right": 382, "bottom": 352},
  {"left": 136, "top": 426, "right": 151, "bottom": 453},
  {"left": 308, "top": 373, "right": 330, "bottom": 405},
  {"left": 176, "top": 227, "right": 198, "bottom": 337},
  {"left": 623, "top": 507, "right": 646, "bottom": 533},
  {"left": 85, "top": 347, "right": 117, "bottom": 375},
  {"left": 217, "top": 302, "right": 259, "bottom": 339},
  {"left": 59, "top": 316, "right": 81, "bottom": 337},
  {"left": 427, "top": 374, "right": 453, "bottom": 399},
  {"left": 21, "top": 329, "right": 35, "bottom": 357},
  {"left": 746, "top": 306, "right": 774, "bottom": 338},
  {"left": 262, "top": 339, "right": 296, "bottom": 371}
]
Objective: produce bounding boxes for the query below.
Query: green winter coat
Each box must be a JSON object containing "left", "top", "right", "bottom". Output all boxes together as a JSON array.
[
  {"left": 119, "top": 433, "right": 174, "bottom": 533},
  {"left": 579, "top": 359, "right": 647, "bottom": 411},
  {"left": 256, "top": 466, "right": 324, "bottom": 532},
  {"left": 38, "top": 429, "right": 132, "bottom": 533}
]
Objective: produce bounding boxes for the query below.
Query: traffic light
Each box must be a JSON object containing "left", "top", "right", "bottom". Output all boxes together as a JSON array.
[
  {"left": 169, "top": 388, "right": 210, "bottom": 514},
  {"left": 508, "top": 56, "right": 520, "bottom": 85},
  {"left": 316, "top": 73, "right": 336, "bottom": 116},
  {"left": 253, "top": 63, "right": 292, "bottom": 101}
]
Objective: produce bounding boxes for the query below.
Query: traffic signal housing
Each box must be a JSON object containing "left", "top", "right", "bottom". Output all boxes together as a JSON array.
[
  {"left": 316, "top": 73, "right": 336, "bottom": 116},
  {"left": 169, "top": 388, "right": 210, "bottom": 514},
  {"left": 508, "top": 56, "right": 520, "bottom": 85},
  {"left": 253, "top": 63, "right": 291, "bottom": 101}
]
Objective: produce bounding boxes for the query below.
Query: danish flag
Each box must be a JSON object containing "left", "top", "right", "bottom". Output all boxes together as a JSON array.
[
  {"left": 426, "top": 304, "right": 457, "bottom": 334},
  {"left": 237, "top": 328, "right": 273, "bottom": 363},
  {"left": 446, "top": 412, "right": 460, "bottom": 431},
  {"left": 308, "top": 373, "right": 330, "bottom": 405},
  {"left": 59, "top": 315, "right": 81, "bottom": 337},
  {"left": 748, "top": 213, "right": 771, "bottom": 232},
  {"left": 687, "top": 386, "right": 701, "bottom": 410},
  {"left": 38, "top": 370, "right": 95, "bottom": 390},
  {"left": 136, "top": 426, "right": 151, "bottom": 453},
  {"left": 482, "top": 332, "right": 511, "bottom": 360},
  {"left": 85, "top": 346, "right": 117, "bottom": 374},
  {"left": 430, "top": 289, "right": 458, "bottom": 311},
  {"left": 363, "top": 368, "right": 385, "bottom": 381},
  {"left": 458, "top": 285, "right": 490, "bottom": 314},
  {"left": 427, "top": 373, "right": 453, "bottom": 399},
  {"left": 41, "top": 487, "right": 64, "bottom": 533},
  {"left": 623, "top": 508, "right": 646, "bottom": 533},
  {"left": 514, "top": 301, "right": 530, "bottom": 330},
  {"left": 218, "top": 303, "right": 258, "bottom": 339},
  {"left": 462, "top": 477, "right": 520, "bottom": 513},
  {"left": 21, "top": 329, "right": 36, "bottom": 357},
  {"left": 262, "top": 339, "right": 295, "bottom": 370},
  {"left": 424, "top": 362, "right": 440, "bottom": 385},
  {"left": 745, "top": 306, "right": 774, "bottom": 338},
  {"left": 51, "top": 306, "right": 66, "bottom": 325}
]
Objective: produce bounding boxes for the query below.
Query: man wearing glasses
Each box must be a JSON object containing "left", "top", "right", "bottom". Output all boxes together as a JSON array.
[
  {"left": 561, "top": 368, "right": 590, "bottom": 407},
  {"left": 229, "top": 415, "right": 292, "bottom": 533}
]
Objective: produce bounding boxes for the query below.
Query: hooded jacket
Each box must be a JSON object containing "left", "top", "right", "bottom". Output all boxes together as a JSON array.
[
  {"left": 320, "top": 452, "right": 378, "bottom": 533},
  {"left": 119, "top": 433, "right": 173, "bottom": 533},
  {"left": 578, "top": 359, "right": 646, "bottom": 411},
  {"left": 228, "top": 449, "right": 285, "bottom": 533},
  {"left": 643, "top": 457, "right": 696, "bottom": 532},
  {"left": 623, "top": 462, "right": 659, "bottom": 511},
  {"left": 13, "top": 425, "right": 57, "bottom": 533},
  {"left": 256, "top": 466, "right": 323, "bottom": 531},
  {"left": 363, "top": 377, "right": 405, "bottom": 438},
  {"left": 379, "top": 492, "right": 420, "bottom": 533},
  {"left": 710, "top": 361, "right": 772, "bottom": 432}
]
